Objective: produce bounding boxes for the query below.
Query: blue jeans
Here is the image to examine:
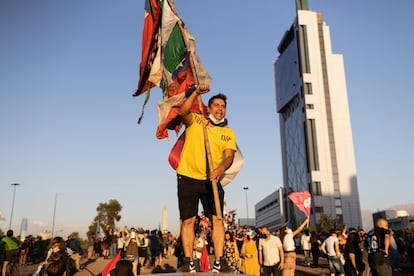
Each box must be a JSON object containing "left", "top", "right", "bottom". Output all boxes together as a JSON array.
[{"left": 328, "top": 256, "right": 345, "bottom": 274}]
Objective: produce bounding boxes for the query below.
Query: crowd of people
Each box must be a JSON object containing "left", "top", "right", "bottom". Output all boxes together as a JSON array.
[{"left": 1, "top": 213, "right": 414, "bottom": 276}]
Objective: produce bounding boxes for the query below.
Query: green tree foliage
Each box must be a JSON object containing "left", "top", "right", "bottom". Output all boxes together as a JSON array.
[
  {"left": 317, "top": 213, "right": 345, "bottom": 235},
  {"left": 404, "top": 225, "right": 414, "bottom": 239},
  {"left": 86, "top": 199, "right": 122, "bottom": 239}
]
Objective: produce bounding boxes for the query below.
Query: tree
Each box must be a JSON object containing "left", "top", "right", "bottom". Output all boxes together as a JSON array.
[
  {"left": 87, "top": 199, "right": 122, "bottom": 239},
  {"left": 317, "top": 213, "right": 345, "bottom": 235},
  {"left": 404, "top": 225, "right": 414, "bottom": 239}
]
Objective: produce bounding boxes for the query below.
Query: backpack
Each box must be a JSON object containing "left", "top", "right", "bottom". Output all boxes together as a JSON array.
[{"left": 61, "top": 251, "right": 77, "bottom": 276}]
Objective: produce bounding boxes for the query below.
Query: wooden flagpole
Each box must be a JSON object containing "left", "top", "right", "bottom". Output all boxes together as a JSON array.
[
  {"left": 173, "top": 6, "right": 222, "bottom": 219},
  {"left": 197, "top": 96, "right": 223, "bottom": 219},
  {"left": 188, "top": 56, "right": 222, "bottom": 220}
]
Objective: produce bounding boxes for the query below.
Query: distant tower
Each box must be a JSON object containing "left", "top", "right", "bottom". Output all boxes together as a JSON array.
[
  {"left": 274, "top": 1, "right": 362, "bottom": 228},
  {"left": 20, "top": 217, "right": 28, "bottom": 241},
  {"left": 162, "top": 207, "right": 167, "bottom": 232}
]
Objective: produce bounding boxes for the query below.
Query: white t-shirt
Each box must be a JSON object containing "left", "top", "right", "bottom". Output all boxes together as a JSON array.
[
  {"left": 259, "top": 235, "right": 283, "bottom": 266},
  {"left": 283, "top": 230, "right": 296, "bottom": 252},
  {"left": 301, "top": 234, "right": 310, "bottom": 250},
  {"left": 322, "top": 236, "right": 339, "bottom": 257}
]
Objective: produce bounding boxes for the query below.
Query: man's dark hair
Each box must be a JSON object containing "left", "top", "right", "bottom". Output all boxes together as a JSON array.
[{"left": 208, "top": 93, "right": 227, "bottom": 107}]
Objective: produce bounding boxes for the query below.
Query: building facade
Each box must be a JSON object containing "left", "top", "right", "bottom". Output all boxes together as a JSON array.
[
  {"left": 274, "top": 2, "right": 362, "bottom": 229},
  {"left": 373, "top": 210, "right": 414, "bottom": 237},
  {"left": 255, "top": 188, "right": 287, "bottom": 232}
]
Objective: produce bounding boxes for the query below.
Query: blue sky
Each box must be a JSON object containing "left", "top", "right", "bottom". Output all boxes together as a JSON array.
[{"left": 1, "top": 0, "right": 413, "bottom": 238}]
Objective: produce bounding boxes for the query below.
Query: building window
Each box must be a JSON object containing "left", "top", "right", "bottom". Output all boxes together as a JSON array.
[
  {"left": 335, "top": 198, "right": 342, "bottom": 206},
  {"left": 300, "top": 25, "right": 311, "bottom": 73},
  {"left": 314, "top": 206, "right": 323, "bottom": 213},
  {"left": 336, "top": 207, "right": 343, "bottom": 215},
  {"left": 312, "top": 181, "right": 322, "bottom": 195},
  {"left": 306, "top": 119, "right": 320, "bottom": 171},
  {"left": 306, "top": 104, "right": 314, "bottom": 109},
  {"left": 305, "top": 83, "right": 313, "bottom": 95}
]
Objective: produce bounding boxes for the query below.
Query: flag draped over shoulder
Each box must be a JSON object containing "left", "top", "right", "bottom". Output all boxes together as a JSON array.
[
  {"left": 134, "top": 0, "right": 211, "bottom": 139},
  {"left": 288, "top": 191, "right": 311, "bottom": 217}
]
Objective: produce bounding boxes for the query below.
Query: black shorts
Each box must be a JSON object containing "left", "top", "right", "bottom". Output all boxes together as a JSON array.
[
  {"left": 5, "top": 249, "right": 19, "bottom": 262},
  {"left": 177, "top": 174, "right": 224, "bottom": 220}
]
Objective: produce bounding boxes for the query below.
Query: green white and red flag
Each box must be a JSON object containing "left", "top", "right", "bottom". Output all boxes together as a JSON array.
[{"left": 134, "top": 0, "right": 211, "bottom": 139}]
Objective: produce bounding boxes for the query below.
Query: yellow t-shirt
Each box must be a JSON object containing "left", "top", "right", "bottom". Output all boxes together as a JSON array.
[{"left": 176, "top": 113, "right": 237, "bottom": 180}]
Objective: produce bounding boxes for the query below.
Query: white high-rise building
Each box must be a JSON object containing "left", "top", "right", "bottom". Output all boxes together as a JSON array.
[{"left": 274, "top": 1, "right": 362, "bottom": 228}]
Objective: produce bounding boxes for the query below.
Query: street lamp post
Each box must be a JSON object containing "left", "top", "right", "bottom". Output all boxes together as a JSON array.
[
  {"left": 243, "top": 187, "right": 249, "bottom": 225},
  {"left": 9, "top": 183, "right": 20, "bottom": 230}
]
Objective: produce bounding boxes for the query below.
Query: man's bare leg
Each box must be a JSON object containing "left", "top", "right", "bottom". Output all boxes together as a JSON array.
[
  {"left": 181, "top": 216, "right": 196, "bottom": 258},
  {"left": 211, "top": 215, "right": 224, "bottom": 260}
]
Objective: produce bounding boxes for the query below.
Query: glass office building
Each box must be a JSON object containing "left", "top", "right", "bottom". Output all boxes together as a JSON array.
[{"left": 274, "top": 2, "right": 362, "bottom": 229}]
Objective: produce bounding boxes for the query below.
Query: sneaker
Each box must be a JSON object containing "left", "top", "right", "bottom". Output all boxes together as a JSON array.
[
  {"left": 212, "top": 259, "right": 232, "bottom": 273},
  {"left": 178, "top": 258, "right": 196, "bottom": 273}
]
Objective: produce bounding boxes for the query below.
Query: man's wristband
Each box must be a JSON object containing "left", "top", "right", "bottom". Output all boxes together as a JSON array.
[{"left": 184, "top": 84, "right": 197, "bottom": 98}]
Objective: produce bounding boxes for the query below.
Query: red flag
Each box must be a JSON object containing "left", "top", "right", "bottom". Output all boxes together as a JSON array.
[
  {"left": 101, "top": 250, "right": 121, "bottom": 276},
  {"left": 227, "top": 209, "right": 237, "bottom": 216},
  {"left": 134, "top": 0, "right": 161, "bottom": 96},
  {"left": 288, "top": 191, "right": 311, "bottom": 217},
  {"left": 200, "top": 245, "right": 210, "bottom": 272}
]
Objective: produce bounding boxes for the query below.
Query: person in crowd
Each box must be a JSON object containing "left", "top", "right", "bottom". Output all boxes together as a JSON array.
[
  {"left": 45, "top": 252, "right": 67, "bottom": 276},
  {"left": 109, "top": 228, "right": 119, "bottom": 258},
  {"left": 123, "top": 228, "right": 140, "bottom": 276},
  {"left": 110, "top": 259, "right": 134, "bottom": 276},
  {"left": 87, "top": 237, "right": 95, "bottom": 260},
  {"left": 235, "top": 229, "right": 246, "bottom": 254},
  {"left": 223, "top": 231, "right": 240, "bottom": 273},
  {"left": 101, "top": 236, "right": 110, "bottom": 259},
  {"left": 258, "top": 226, "right": 284, "bottom": 276},
  {"left": 167, "top": 232, "right": 175, "bottom": 257},
  {"left": 344, "top": 228, "right": 365, "bottom": 276},
  {"left": 175, "top": 84, "right": 237, "bottom": 273},
  {"left": 0, "top": 230, "right": 20, "bottom": 276},
  {"left": 366, "top": 218, "right": 392, "bottom": 276},
  {"left": 389, "top": 229, "right": 402, "bottom": 272},
  {"left": 148, "top": 229, "right": 161, "bottom": 267},
  {"left": 358, "top": 229, "right": 371, "bottom": 276},
  {"left": 240, "top": 230, "right": 260, "bottom": 276},
  {"left": 310, "top": 231, "right": 321, "bottom": 268},
  {"left": 301, "top": 229, "right": 311, "bottom": 266},
  {"left": 321, "top": 230, "right": 345, "bottom": 276},
  {"left": 94, "top": 237, "right": 102, "bottom": 258},
  {"left": 136, "top": 228, "right": 148, "bottom": 269},
  {"left": 279, "top": 217, "right": 309, "bottom": 276},
  {"left": 66, "top": 233, "right": 82, "bottom": 271},
  {"left": 117, "top": 232, "right": 126, "bottom": 255},
  {"left": 46, "top": 237, "right": 76, "bottom": 276},
  {"left": 19, "top": 236, "right": 30, "bottom": 266},
  {"left": 193, "top": 230, "right": 208, "bottom": 272}
]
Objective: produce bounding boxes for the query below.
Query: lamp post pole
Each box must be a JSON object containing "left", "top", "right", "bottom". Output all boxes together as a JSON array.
[
  {"left": 9, "top": 183, "right": 20, "bottom": 230},
  {"left": 243, "top": 187, "right": 249, "bottom": 225}
]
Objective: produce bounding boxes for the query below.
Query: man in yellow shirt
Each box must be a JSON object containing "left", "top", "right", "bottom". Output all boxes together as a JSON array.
[{"left": 177, "top": 83, "right": 236, "bottom": 273}]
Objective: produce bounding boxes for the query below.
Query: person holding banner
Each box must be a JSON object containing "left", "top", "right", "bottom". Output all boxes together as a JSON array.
[
  {"left": 176, "top": 84, "right": 237, "bottom": 273},
  {"left": 279, "top": 218, "right": 309, "bottom": 276}
]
